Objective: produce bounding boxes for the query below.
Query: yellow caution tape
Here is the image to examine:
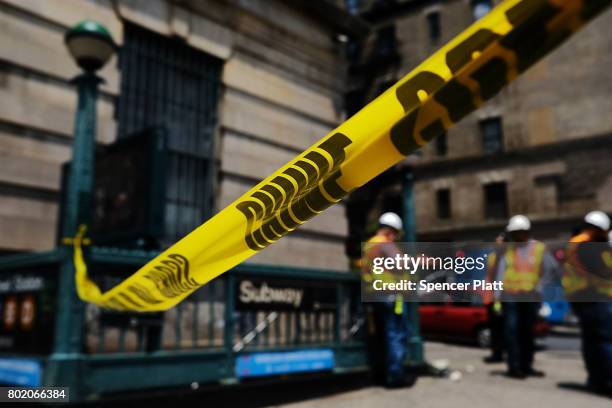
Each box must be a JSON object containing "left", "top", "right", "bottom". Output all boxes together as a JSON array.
[
  {"left": 63, "top": 225, "right": 104, "bottom": 303},
  {"left": 70, "top": 0, "right": 611, "bottom": 311}
]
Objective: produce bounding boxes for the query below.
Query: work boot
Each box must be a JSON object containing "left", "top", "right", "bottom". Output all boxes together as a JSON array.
[
  {"left": 524, "top": 368, "right": 545, "bottom": 377},
  {"left": 385, "top": 372, "right": 418, "bottom": 389},
  {"left": 505, "top": 369, "right": 526, "bottom": 379},
  {"left": 385, "top": 377, "right": 405, "bottom": 389},
  {"left": 483, "top": 355, "right": 504, "bottom": 363},
  {"left": 587, "top": 381, "right": 612, "bottom": 397}
]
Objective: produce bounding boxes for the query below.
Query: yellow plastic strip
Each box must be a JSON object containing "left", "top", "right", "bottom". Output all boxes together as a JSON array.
[{"left": 69, "top": 0, "right": 610, "bottom": 311}]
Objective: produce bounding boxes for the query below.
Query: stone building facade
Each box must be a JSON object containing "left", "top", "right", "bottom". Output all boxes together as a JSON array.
[
  {"left": 0, "top": 0, "right": 364, "bottom": 269},
  {"left": 346, "top": 0, "right": 612, "bottom": 246}
]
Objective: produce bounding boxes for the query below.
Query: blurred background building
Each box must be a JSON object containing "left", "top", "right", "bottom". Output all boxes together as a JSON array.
[
  {"left": 0, "top": 0, "right": 367, "bottom": 270},
  {"left": 343, "top": 0, "right": 612, "bottom": 260},
  {"left": 1, "top": 0, "right": 611, "bottom": 266},
  {"left": 0, "top": 0, "right": 610, "bottom": 397}
]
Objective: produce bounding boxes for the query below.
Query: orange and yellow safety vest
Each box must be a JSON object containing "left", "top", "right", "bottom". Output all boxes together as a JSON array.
[
  {"left": 482, "top": 250, "right": 499, "bottom": 304},
  {"left": 563, "top": 232, "right": 612, "bottom": 299},
  {"left": 362, "top": 234, "right": 407, "bottom": 314},
  {"left": 503, "top": 241, "right": 546, "bottom": 294}
]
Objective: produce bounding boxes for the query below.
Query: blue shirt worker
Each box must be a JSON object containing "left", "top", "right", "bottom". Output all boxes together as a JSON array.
[
  {"left": 362, "top": 212, "right": 412, "bottom": 388},
  {"left": 563, "top": 211, "right": 612, "bottom": 396},
  {"left": 494, "top": 215, "right": 556, "bottom": 379}
]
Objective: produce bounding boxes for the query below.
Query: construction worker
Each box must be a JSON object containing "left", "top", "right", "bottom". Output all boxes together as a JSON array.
[
  {"left": 563, "top": 211, "right": 612, "bottom": 396},
  {"left": 362, "top": 212, "right": 411, "bottom": 388},
  {"left": 483, "top": 232, "right": 505, "bottom": 363},
  {"left": 494, "top": 215, "right": 555, "bottom": 379}
]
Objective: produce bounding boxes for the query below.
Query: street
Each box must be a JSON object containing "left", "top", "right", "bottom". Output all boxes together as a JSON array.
[
  {"left": 101, "top": 333, "right": 610, "bottom": 408},
  {"left": 276, "top": 335, "right": 611, "bottom": 408}
]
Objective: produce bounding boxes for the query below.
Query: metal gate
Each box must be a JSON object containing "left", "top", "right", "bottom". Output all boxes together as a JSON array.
[
  {"left": 117, "top": 23, "right": 222, "bottom": 246},
  {"left": 0, "top": 249, "right": 368, "bottom": 400}
]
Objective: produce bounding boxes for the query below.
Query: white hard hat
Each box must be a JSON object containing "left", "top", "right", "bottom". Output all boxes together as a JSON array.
[
  {"left": 584, "top": 211, "right": 610, "bottom": 231},
  {"left": 379, "top": 212, "right": 403, "bottom": 231},
  {"left": 506, "top": 215, "right": 531, "bottom": 232}
]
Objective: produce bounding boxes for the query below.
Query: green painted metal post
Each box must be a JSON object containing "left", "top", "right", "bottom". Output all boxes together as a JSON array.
[
  {"left": 224, "top": 275, "right": 237, "bottom": 382},
  {"left": 403, "top": 169, "right": 424, "bottom": 365},
  {"left": 57, "top": 73, "right": 100, "bottom": 352},
  {"left": 46, "top": 73, "right": 102, "bottom": 396},
  {"left": 335, "top": 284, "right": 343, "bottom": 345}
]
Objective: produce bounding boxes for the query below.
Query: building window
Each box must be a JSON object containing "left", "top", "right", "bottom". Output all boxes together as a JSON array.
[
  {"left": 435, "top": 132, "right": 448, "bottom": 156},
  {"left": 472, "top": 0, "right": 493, "bottom": 20},
  {"left": 480, "top": 117, "right": 503, "bottom": 154},
  {"left": 484, "top": 182, "right": 508, "bottom": 219},
  {"left": 117, "top": 23, "right": 222, "bottom": 246},
  {"left": 436, "top": 189, "right": 451, "bottom": 219},
  {"left": 426, "top": 11, "right": 441, "bottom": 43},
  {"left": 375, "top": 25, "right": 397, "bottom": 58}
]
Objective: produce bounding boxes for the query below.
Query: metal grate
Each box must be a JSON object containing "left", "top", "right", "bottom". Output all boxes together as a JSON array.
[
  {"left": 81, "top": 257, "right": 366, "bottom": 355},
  {"left": 117, "top": 23, "right": 222, "bottom": 246}
]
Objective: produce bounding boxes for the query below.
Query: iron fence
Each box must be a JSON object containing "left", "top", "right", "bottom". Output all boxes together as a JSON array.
[{"left": 0, "top": 247, "right": 368, "bottom": 400}]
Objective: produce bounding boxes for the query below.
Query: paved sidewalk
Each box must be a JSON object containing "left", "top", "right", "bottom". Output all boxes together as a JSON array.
[{"left": 278, "top": 340, "right": 611, "bottom": 408}]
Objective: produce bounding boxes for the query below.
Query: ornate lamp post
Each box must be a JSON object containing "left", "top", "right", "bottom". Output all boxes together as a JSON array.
[
  {"left": 62, "top": 20, "right": 116, "bottom": 240},
  {"left": 50, "top": 21, "right": 116, "bottom": 389}
]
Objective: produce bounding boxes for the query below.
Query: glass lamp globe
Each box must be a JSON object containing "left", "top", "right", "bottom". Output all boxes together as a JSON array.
[{"left": 65, "top": 20, "right": 116, "bottom": 72}]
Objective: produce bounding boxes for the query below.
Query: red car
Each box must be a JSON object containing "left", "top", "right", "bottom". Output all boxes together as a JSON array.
[{"left": 419, "top": 302, "right": 550, "bottom": 347}]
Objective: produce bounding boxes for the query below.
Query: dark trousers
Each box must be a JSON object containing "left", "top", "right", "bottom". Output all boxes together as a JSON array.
[
  {"left": 487, "top": 303, "right": 505, "bottom": 359},
  {"left": 369, "top": 302, "right": 410, "bottom": 385},
  {"left": 504, "top": 302, "right": 538, "bottom": 373},
  {"left": 572, "top": 302, "right": 612, "bottom": 392}
]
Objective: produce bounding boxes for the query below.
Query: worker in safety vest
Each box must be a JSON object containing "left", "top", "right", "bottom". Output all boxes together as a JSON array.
[
  {"left": 493, "top": 215, "right": 554, "bottom": 379},
  {"left": 562, "top": 211, "right": 612, "bottom": 396},
  {"left": 483, "top": 232, "right": 506, "bottom": 363},
  {"left": 362, "top": 212, "right": 412, "bottom": 388}
]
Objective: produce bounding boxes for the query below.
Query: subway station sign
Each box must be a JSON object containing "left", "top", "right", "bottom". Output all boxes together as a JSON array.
[
  {"left": 0, "top": 272, "right": 56, "bottom": 354},
  {"left": 235, "top": 277, "right": 336, "bottom": 311}
]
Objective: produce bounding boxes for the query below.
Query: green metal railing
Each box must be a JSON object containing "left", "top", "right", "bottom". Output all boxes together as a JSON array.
[
  {"left": 0, "top": 247, "right": 367, "bottom": 401},
  {"left": 85, "top": 248, "right": 364, "bottom": 354}
]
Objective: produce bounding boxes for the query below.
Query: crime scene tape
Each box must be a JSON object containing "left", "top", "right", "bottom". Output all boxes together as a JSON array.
[{"left": 69, "top": 0, "right": 611, "bottom": 311}]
